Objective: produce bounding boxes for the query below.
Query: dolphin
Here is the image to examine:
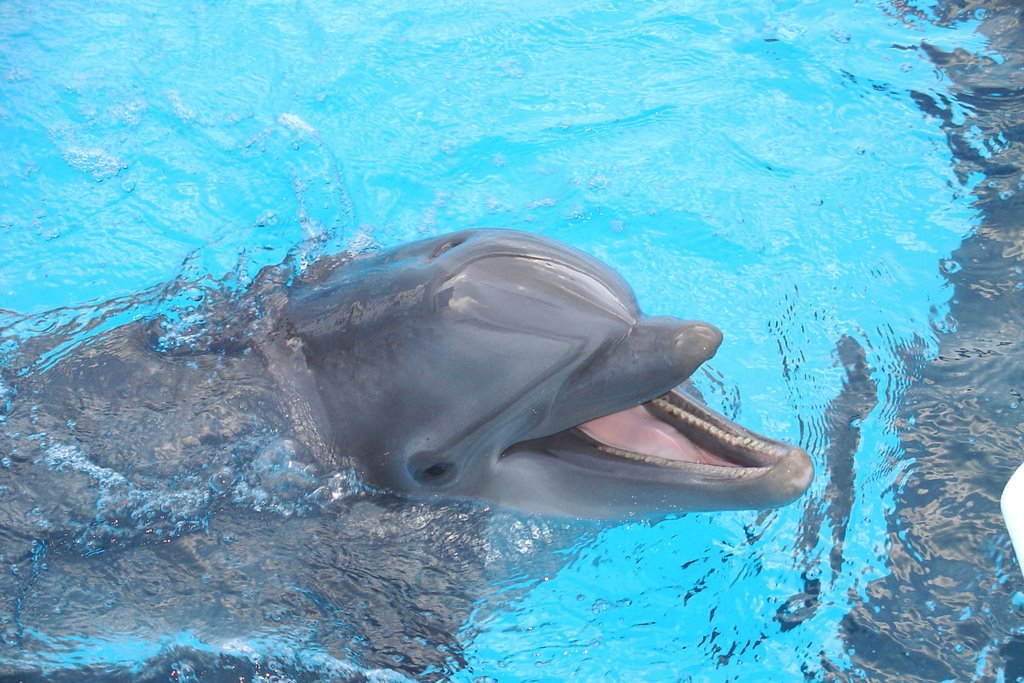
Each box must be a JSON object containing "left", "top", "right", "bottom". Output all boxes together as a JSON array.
[
  {"left": 0, "top": 228, "right": 813, "bottom": 678},
  {"left": 0, "top": 228, "right": 812, "bottom": 540},
  {"left": 280, "top": 229, "right": 814, "bottom": 518}
]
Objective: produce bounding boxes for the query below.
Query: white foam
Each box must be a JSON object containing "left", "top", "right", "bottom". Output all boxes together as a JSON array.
[{"left": 278, "top": 112, "right": 318, "bottom": 136}]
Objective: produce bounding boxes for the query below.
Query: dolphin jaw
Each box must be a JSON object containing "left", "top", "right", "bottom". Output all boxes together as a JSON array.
[
  {"left": 646, "top": 391, "right": 796, "bottom": 469},
  {"left": 507, "top": 388, "right": 808, "bottom": 483}
]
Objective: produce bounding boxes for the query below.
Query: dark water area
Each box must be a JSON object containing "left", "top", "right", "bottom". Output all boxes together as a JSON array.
[{"left": 836, "top": 1, "right": 1024, "bottom": 679}]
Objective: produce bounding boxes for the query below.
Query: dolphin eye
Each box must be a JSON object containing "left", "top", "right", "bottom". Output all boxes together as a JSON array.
[
  {"left": 423, "top": 463, "right": 450, "bottom": 477},
  {"left": 411, "top": 458, "right": 458, "bottom": 486}
]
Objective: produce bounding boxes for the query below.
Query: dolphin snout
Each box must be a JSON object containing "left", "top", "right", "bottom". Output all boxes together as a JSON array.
[{"left": 673, "top": 321, "right": 723, "bottom": 368}]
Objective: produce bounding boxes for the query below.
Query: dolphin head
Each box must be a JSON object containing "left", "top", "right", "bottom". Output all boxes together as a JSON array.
[{"left": 285, "top": 229, "right": 813, "bottom": 519}]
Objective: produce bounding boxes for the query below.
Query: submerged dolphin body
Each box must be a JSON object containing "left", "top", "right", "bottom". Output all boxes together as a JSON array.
[
  {"left": 0, "top": 228, "right": 813, "bottom": 678},
  {"left": 281, "top": 229, "right": 813, "bottom": 517}
]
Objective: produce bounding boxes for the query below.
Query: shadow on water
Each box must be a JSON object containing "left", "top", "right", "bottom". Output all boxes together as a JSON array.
[{"left": 824, "top": 1, "right": 1024, "bottom": 679}]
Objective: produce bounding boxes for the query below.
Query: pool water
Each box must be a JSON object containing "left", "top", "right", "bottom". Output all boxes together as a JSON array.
[{"left": 1, "top": 1, "right": 1022, "bottom": 681}]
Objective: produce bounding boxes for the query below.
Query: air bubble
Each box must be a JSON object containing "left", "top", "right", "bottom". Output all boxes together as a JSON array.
[
  {"left": 208, "top": 466, "right": 236, "bottom": 493},
  {"left": 939, "top": 258, "right": 961, "bottom": 275}
]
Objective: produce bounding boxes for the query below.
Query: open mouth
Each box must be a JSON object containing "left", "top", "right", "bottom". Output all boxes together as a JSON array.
[
  {"left": 495, "top": 383, "right": 813, "bottom": 514},
  {"left": 573, "top": 390, "right": 796, "bottom": 473}
]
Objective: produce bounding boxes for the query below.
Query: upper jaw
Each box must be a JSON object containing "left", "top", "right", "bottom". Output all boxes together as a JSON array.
[{"left": 640, "top": 390, "right": 799, "bottom": 469}]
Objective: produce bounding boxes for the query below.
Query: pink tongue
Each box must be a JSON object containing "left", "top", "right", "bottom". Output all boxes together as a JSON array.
[{"left": 578, "top": 405, "right": 738, "bottom": 467}]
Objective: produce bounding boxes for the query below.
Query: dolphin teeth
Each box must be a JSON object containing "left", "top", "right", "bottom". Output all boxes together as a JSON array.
[
  {"left": 578, "top": 393, "right": 783, "bottom": 471},
  {"left": 594, "top": 442, "right": 771, "bottom": 474},
  {"left": 650, "top": 396, "right": 774, "bottom": 454}
]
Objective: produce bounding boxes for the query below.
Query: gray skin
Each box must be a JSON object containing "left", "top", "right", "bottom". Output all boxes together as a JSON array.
[{"left": 280, "top": 229, "right": 814, "bottom": 518}]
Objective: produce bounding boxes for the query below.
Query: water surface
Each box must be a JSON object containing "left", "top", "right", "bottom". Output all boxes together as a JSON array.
[{"left": 1, "top": 1, "right": 1021, "bottom": 680}]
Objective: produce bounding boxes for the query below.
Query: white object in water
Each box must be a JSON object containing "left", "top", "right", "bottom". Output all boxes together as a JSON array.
[{"left": 1002, "top": 462, "right": 1024, "bottom": 573}]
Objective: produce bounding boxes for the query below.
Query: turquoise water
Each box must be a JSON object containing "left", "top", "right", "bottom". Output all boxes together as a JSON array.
[{"left": 2, "top": 1, "right": 1021, "bottom": 681}]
